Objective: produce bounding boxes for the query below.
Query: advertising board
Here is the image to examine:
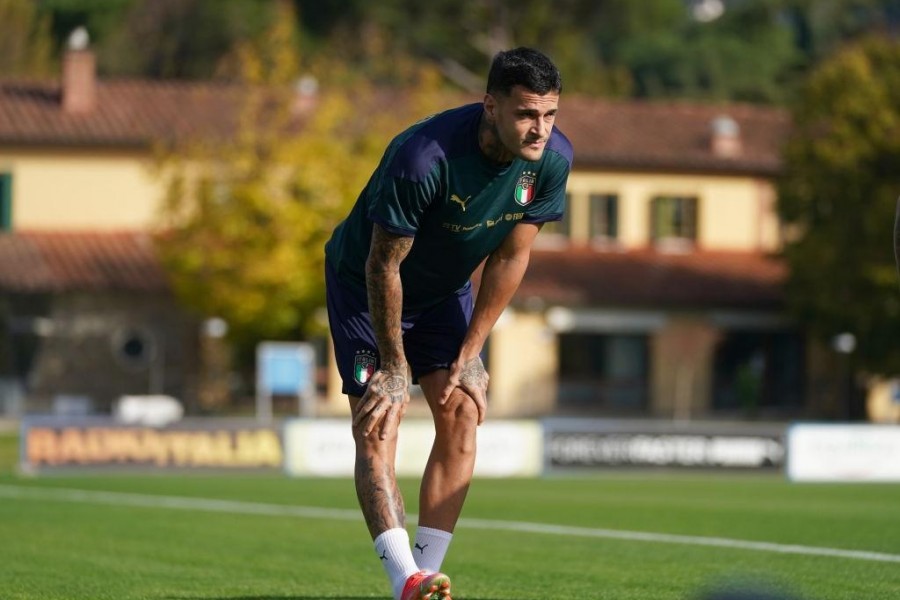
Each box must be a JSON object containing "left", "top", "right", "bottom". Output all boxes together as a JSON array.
[
  {"left": 787, "top": 424, "right": 900, "bottom": 482},
  {"left": 20, "top": 417, "right": 283, "bottom": 473},
  {"left": 283, "top": 419, "right": 542, "bottom": 477},
  {"left": 544, "top": 419, "right": 785, "bottom": 470}
]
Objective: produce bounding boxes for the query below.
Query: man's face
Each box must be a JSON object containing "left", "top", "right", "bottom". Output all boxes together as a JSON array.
[{"left": 484, "top": 85, "right": 559, "bottom": 162}]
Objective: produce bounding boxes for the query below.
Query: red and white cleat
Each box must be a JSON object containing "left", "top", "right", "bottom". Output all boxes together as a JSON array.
[{"left": 400, "top": 570, "right": 452, "bottom": 600}]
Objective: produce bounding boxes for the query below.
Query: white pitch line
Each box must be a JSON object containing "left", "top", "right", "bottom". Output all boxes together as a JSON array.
[
  {"left": 456, "top": 517, "right": 900, "bottom": 564},
  {"left": 1, "top": 484, "right": 898, "bottom": 564},
  {"left": 0, "top": 484, "right": 362, "bottom": 522}
]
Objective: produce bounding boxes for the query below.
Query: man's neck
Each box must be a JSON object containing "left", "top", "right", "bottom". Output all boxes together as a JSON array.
[{"left": 477, "top": 112, "right": 514, "bottom": 165}]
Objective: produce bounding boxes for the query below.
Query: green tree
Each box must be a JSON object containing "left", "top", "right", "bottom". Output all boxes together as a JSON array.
[
  {"left": 30, "top": 0, "right": 900, "bottom": 103},
  {"left": 611, "top": 0, "right": 799, "bottom": 102},
  {"left": 294, "top": 0, "right": 632, "bottom": 95},
  {"left": 155, "top": 4, "right": 446, "bottom": 352},
  {"left": 38, "top": 0, "right": 133, "bottom": 58},
  {"left": 102, "top": 0, "right": 279, "bottom": 79},
  {"left": 295, "top": 0, "right": 805, "bottom": 101},
  {"left": 778, "top": 36, "right": 900, "bottom": 374},
  {"left": 38, "top": 0, "right": 279, "bottom": 79},
  {"left": 782, "top": 0, "right": 900, "bottom": 65},
  {"left": 0, "top": 0, "right": 55, "bottom": 77}
]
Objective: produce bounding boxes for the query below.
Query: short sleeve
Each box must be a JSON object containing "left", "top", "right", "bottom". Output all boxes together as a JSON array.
[
  {"left": 367, "top": 172, "right": 438, "bottom": 236},
  {"left": 522, "top": 151, "right": 571, "bottom": 224},
  {"left": 366, "top": 132, "right": 445, "bottom": 236}
]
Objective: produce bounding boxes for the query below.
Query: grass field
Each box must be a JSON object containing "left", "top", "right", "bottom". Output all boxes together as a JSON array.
[{"left": 1, "top": 431, "right": 898, "bottom": 600}]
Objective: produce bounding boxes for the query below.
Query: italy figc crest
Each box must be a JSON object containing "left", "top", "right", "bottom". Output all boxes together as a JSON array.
[
  {"left": 353, "top": 350, "right": 377, "bottom": 385},
  {"left": 515, "top": 171, "right": 537, "bottom": 206}
]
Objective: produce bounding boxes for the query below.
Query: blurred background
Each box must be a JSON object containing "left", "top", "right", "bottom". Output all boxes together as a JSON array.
[{"left": 1, "top": 0, "right": 900, "bottom": 478}]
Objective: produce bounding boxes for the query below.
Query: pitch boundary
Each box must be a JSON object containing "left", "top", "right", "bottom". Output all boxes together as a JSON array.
[{"left": 1, "top": 484, "right": 897, "bottom": 564}]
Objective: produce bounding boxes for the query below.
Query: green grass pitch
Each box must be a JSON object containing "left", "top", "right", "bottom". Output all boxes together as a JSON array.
[{"left": 0, "top": 432, "right": 898, "bottom": 599}]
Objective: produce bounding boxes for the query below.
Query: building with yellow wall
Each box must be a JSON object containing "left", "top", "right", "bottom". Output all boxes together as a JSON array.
[
  {"left": 0, "top": 45, "right": 854, "bottom": 421},
  {"left": 0, "top": 48, "right": 240, "bottom": 414}
]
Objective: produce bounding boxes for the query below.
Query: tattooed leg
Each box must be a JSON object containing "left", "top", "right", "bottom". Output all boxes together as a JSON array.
[{"left": 350, "top": 395, "right": 406, "bottom": 539}]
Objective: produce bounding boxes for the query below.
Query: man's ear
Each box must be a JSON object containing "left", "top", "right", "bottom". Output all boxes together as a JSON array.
[{"left": 483, "top": 93, "right": 496, "bottom": 121}]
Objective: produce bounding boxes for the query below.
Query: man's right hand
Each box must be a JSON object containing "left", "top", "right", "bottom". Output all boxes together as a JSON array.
[{"left": 352, "top": 368, "right": 410, "bottom": 440}]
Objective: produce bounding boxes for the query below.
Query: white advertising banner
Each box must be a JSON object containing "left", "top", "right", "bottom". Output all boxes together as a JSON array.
[
  {"left": 787, "top": 424, "right": 900, "bottom": 482},
  {"left": 283, "top": 419, "right": 542, "bottom": 477}
]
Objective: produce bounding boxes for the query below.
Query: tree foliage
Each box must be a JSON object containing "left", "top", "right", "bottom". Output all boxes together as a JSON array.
[
  {"left": 29, "top": 0, "right": 900, "bottom": 103},
  {"left": 294, "top": 0, "right": 894, "bottom": 103},
  {"left": 0, "top": 0, "right": 55, "bottom": 77},
  {"left": 777, "top": 36, "right": 900, "bottom": 374},
  {"left": 615, "top": 0, "right": 800, "bottom": 102},
  {"left": 783, "top": 0, "right": 900, "bottom": 63},
  {"left": 37, "top": 0, "right": 277, "bottom": 79},
  {"left": 102, "top": 0, "right": 279, "bottom": 79},
  {"left": 154, "top": 4, "right": 446, "bottom": 350}
]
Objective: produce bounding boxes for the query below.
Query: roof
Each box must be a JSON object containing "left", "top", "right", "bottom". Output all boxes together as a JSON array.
[
  {"left": 0, "top": 72, "right": 789, "bottom": 174},
  {"left": 558, "top": 97, "right": 790, "bottom": 176},
  {"left": 0, "top": 66, "right": 790, "bottom": 302},
  {"left": 515, "top": 247, "right": 786, "bottom": 310},
  {"left": 0, "top": 231, "right": 168, "bottom": 293},
  {"left": 0, "top": 79, "right": 242, "bottom": 147}
]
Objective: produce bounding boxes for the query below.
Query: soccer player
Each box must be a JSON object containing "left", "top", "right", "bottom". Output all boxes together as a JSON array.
[{"left": 324, "top": 47, "right": 572, "bottom": 600}]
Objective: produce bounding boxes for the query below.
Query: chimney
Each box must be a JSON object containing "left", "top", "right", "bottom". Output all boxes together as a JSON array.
[
  {"left": 62, "top": 27, "right": 96, "bottom": 114},
  {"left": 710, "top": 115, "right": 741, "bottom": 158}
]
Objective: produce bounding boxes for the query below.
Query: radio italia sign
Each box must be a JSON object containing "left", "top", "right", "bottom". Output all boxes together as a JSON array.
[{"left": 21, "top": 418, "right": 283, "bottom": 472}]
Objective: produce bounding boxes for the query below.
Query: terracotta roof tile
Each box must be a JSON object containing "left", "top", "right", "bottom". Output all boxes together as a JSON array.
[
  {"left": 0, "top": 230, "right": 168, "bottom": 292},
  {"left": 0, "top": 79, "right": 242, "bottom": 146},
  {"left": 556, "top": 97, "right": 790, "bottom": 175},
  {"left": 0, "top": 76, "right": 789, "bottom": 174},
  {"left": 514, "top": 247, "right": 786, "bottom": 309}
]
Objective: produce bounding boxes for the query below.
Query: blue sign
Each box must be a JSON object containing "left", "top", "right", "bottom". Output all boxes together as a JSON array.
[{"left": 257, "top": 342, "right": 315, "bottom": 396}]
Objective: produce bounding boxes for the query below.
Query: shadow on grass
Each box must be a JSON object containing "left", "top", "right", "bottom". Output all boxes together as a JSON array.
[
  {"left": 165, "top": 597, "right": 496, "bottom": 600},
  {"left": 165, "top": 597, "right": 375, "bottom": 600},
  {"left": 165, "top": 597, "right": 497, "bottom": 600}
]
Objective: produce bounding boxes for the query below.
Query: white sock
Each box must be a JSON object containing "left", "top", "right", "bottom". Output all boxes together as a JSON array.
[
  {"left": 413, "top": 526, "right": 453, "bottom": 573},
  {"left": 374, "top": 528, "right": 420, "bottom": 600}
]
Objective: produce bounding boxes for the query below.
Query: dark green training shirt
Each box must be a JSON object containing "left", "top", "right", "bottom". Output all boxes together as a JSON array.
[{"left": 324, "top": 102, "right": 573, "bottom": 312}]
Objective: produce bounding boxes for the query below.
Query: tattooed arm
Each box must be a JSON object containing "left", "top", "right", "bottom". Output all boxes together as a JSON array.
[
  {"left": 352, "top": 224, "right": 414, "bottom": 440},
  {"left": 439, "top": 222, "right": 543, "bottom": 422}
]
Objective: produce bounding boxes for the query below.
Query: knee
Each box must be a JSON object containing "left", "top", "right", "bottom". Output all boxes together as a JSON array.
[
  {"left": 440, "top": 389, "right": 480, "bottom": 428},
  {"left": 434, "top": 390, "right": 479, "bottom": 452},
  {"left": 455, "top": 395, "right": 481, "bottom": 430},
  {"left": 351, "top": 424, "right": 397, "bottom": 456}
]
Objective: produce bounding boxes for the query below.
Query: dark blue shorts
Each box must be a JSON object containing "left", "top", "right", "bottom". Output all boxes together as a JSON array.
[{"left": 325, "top": 261, "right": 474, "bottom": 397}]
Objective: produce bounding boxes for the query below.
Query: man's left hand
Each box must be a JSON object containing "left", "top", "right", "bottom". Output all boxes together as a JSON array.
[{"left": 438, "top": 356, "right": 489, "bottom": 424}]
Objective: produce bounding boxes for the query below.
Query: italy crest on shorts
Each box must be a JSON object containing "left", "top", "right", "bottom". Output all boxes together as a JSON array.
[
  {"left": 515, "top": 171, "right": 536, "bottom": 206},
  {"left": 353, "top": 350, "right": 377, "bottom": 385}
]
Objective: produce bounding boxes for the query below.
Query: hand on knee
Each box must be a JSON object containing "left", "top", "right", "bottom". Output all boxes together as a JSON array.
[{"left": 438, "top": 389, "right": 481, "bottom": 430}]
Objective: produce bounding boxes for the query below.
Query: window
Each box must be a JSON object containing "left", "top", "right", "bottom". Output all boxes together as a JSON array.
[
  {"left": 557, "top": 333, "right": 650, "bottom": 412},
  {"left": 0, "top": 174, "right": 11, "bottom": 231},
  {"left": 712, "top": 331, "right": 805, "bottom": 414},
  {"left": 589, "top": 193, "right": 618, "bottom": 242},
  {"left": 651, "top": 195, "right": 696, "bottom": 244}
]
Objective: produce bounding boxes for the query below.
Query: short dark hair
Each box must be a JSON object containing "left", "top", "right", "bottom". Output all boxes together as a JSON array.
[{"left": 486, "top": 47, "right": 562, "bottom": 96}]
